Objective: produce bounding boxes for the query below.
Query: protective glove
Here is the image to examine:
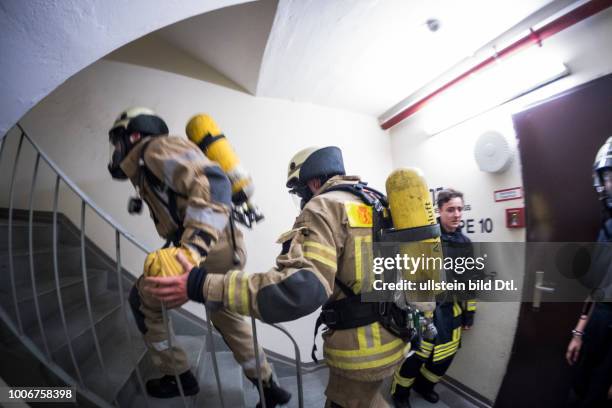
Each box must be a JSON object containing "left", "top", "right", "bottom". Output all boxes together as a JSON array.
[
  {"left": 143, "top": 249, "right": 206, "bottom": 308},
  {"left": 144, "top": 247, "right": 198, "bottom": 277}
]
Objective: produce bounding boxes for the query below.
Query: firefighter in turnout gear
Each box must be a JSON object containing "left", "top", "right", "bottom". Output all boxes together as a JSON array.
[
  {"left": 150, "top": 146, "right": 414, "bottom": 407},
  {"left": 107, "top": 107, "right": 290, "bottom": 405},
  {"left": 392, "top": 189, "right": 476, "bottom": 408}
]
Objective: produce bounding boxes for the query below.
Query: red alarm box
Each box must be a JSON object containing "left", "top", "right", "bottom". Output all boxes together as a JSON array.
[{"left": 506, "top": 208, "right": 525, "bottom": 228}]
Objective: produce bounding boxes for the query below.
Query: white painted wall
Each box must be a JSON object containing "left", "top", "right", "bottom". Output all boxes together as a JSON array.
[
  {"left": 387, "top": 7, "right": 612, "bottom": 402},
  {"left": 0, "top": 54, "right": 392, "bottom": 360},
  {"left": 0, "top": 0, "right": 253, "bottom": 138}
]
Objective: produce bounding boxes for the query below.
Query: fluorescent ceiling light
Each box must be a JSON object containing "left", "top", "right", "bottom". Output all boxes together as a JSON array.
[{"left": 422, "top": 46, "right": 568, "bottom": 136}]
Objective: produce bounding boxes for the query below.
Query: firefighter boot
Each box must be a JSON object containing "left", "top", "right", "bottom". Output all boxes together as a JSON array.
[
  {"left": 249, "top": 376, "right": 292, "bottom": 407},
  {"left": 414, "top": 375, "right": 439, "bottom": 403},
  {"left": 392, "top": 384, "right": 412, "bottom": 408},
  {"left": 146, "top": 370, "right": 199, "bottom": 398}
]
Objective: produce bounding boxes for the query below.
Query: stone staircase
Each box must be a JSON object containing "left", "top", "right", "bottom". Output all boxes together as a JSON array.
[{"left": 0, "top": 212, "right": 325, "bottom": 407}]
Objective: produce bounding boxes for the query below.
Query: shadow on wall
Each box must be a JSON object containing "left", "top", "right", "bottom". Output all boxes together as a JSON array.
[{"left": 104, "top": 33, "right": 248, "bottom": 94}]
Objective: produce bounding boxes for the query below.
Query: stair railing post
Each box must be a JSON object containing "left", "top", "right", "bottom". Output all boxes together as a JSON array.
[
  {"left": 204, "top": 306, "right": 226, "bottom": 408},
  {"left": 115, "top": 230, "right": 150, "bottom": 408},
  {"left": 0, "top": 132, "right": 6, "bottom": 168},
  {"left": 52, "top": 175, "right": 84, "bottom": 386},
  {"left": 27, "top": 152, "right": 52, "bottom": 359},
  {"left": 80, "top": 202, "right": 117, "bottom": 405},
  {"left": 271, "top": 324, "right": 304, "bottom": 408},
  {"left": 250, "top": 316, "right": 267, "bottom": 408},
  {"left": 7, "top": 131, "right": 25, "bottom": 334},
  {"left": 160, "top": 303, "right": 188, "bottom": 408}
]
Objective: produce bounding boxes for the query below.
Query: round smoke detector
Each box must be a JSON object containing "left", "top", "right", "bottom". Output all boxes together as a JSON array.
[{"left": 474, "top": 130, "right": 513, "bottom": 173}]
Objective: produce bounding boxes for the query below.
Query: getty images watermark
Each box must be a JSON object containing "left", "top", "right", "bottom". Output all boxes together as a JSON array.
[{"left": 356, "top": 242, "right": 612, "bottom": 302}]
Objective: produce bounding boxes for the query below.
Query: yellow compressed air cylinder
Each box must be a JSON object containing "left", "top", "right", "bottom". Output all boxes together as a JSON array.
[
  {"left": 386, "top": 168, "right": 436, "bottom": 230},
  {"left": 186, "top": 114, "right": 253, "bottom": 199},
  {"left": 385, "top": 168, "right": 443, "bottom": 310}
]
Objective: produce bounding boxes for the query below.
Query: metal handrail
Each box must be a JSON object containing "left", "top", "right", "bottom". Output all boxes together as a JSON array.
[
  {"left": 250, "top": 316, "right": 267, "bottom": 408},
  {"left": 15, "top": 124, "right": 150, "bottom": 254},
  {"left": 271, "top": 323, "right": 304, "bottom": 408},
  {"left": 28, "top": 152, "right": 52, "bottom": 360},
  {"left": 80, "top": 202, "right": 116, "bottom": 404},
  {"left": 115, "top": 232, "right": 150, "bottom": 408},
  {"left": 52, "top": 175, "right": 84, "bottom": 387},
  {"left": 205, "top": 306, "right": 226, "bottom": 408},
  {"left": 1, "top": 124, "right": 307, "bottom": 407},
  {"left": 7, "top": 131, "right": 25, "bottom": 335}
]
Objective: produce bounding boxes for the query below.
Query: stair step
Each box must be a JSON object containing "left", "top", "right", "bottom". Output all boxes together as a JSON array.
[
  {"left": 0, "top": 247, "right": 87, "bottom": 289},
  {"left": 78, "top": 308, "right": 148, "bottom": 403},
  {"left": 278, "top": 369, "right": 328, "bottom": 408},
  {"left": 52, "top": 302, "right": 143, "bottom": 376},
  {"left": 195, "top": 351, "right": 246, "bottom": 408},
  {"left": 1, "top": 268, "right": 108, "bottom": 334},
  {"left": 0, "top": 221, "right": 78, "bottom": 250},
  {"left": 119, "top": 334, "right": 206, "bottom": 407},
  {"left": 119, "top": 334, "right": 247, "bottom": 408},
  {"left": 243, "top": 362, "right": 278, "bottom": 408},
  {"left": 27, "top": 290, "right": 122, "bottom": 356}
]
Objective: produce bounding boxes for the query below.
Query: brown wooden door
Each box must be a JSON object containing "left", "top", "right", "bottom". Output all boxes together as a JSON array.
[{"left": 495, "top": 73, "right": 612, "bottom": 408}]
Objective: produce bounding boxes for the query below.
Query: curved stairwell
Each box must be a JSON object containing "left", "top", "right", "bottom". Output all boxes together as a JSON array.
[{"left": 0, "top": 126, "right": 321, "bottom": 407}]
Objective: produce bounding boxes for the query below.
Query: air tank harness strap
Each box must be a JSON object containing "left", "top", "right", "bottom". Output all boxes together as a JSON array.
[
  {"left": 197, "top": 134, "right": 226, "bottom": 153},
  {"left": 379, "top": 224, "right": 440, "bottom": 242},
  {"left": 228, "top": 213, "right": 241, "bottom": 265},
  {"left": 138, "top": 139, "right": 186, "bottom": 248}
]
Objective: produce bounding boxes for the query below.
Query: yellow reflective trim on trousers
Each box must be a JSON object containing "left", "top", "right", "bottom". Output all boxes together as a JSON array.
[
  {"left": 304, "top": 252, "right": 336, "bottom": 270},
  {"left": 325, "top": 337, "right": 404, "bottom": 357},
  {"left": 240, "top": 272, "right": 249, "bottom": 315},
  {"left": 434, "top": 346, "right": 459, "bottom": 361},
  {"left": 326, "top": 345, "right": 408, "bottom": 370},
  {"left": 228, "top": 270, "right": 238, "bottom": 311},
  {"left": 372, "top": 323, "right": 382, "bottom": 348},
  {"left": 420, "top": 366, "right": 442, "bottom": 383},
  {"left": 357, "top": 326, "right": 368, "bottom": 349},
  {"left": 433, "top": 346, "right": 458, "bottom": 362},
  {"left": 393, "top": 372, "right": 416, "bottom": 388},
  {"left": 357, "top": 323, "right": 381, "bottom": 350},
  {"left": 452, "top": 327, "right": 462, "bottom": 342},
  {"left": 304, "top": 241, "right": 336, "bottom": 257},
  {"left": 420, "top": 341, "right": 434, "bottom": 350},
  {"left": 416, "top": 350, "right": 431, "bottom": 359},
  {"left": 434, "top": 340, "right": 459, "bottom": 353},
  {"left": 434, "top": 341, "right": 459, "bottom": 355}
]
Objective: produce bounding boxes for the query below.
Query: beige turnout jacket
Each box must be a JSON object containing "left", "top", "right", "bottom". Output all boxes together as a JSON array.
[
  {"left": 120, "top": 135, "right": 238, "bottom": 262},
  {"left": 204, "top": 175, "right": 408, "bottom": 381}
]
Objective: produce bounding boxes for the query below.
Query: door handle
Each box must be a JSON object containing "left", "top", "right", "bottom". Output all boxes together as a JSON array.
[{"left": 533, "top": 270, "right": 556, "bottom": 310}]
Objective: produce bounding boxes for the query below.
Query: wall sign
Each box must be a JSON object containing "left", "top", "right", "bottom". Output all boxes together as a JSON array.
[{"left": 494, "top": 187, "right": 522, "bottom": 202}]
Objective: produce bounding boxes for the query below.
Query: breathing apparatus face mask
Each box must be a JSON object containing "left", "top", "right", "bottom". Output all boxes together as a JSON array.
[
  {"left": 107, "top": 127, "right": 129, "bottom": 180},
  {"left": 289, "top": 182, "right": 313, "bottom": 209}
]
